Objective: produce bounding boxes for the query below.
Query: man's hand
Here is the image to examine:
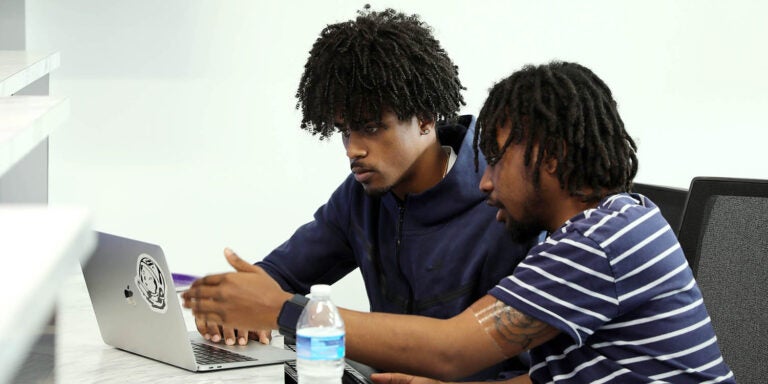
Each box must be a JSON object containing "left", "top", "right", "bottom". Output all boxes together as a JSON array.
[
  {"left": 195, "top": 318, "right": 272, "bottom": 345},
  {"left": 370, "top": 373, "right": 444, "bottom": 384},
  {"left": 182, "top": 248, "right": 292, "bottom": 331},
  {"left": 191, "top": 250, "right": 275, "bottom": 345},
  {"left": 370, "top": 373, "right": 531, "bottom": 384}
]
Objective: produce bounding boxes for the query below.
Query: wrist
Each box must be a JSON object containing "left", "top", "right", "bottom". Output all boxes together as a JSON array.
[{"left": 277, "top": 293, "right": 309, "bottom": 338}]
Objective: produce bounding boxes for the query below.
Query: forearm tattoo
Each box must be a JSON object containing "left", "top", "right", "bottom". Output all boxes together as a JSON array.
[{"left": 471, "top": 299, "right": 553, "bottom": 357}]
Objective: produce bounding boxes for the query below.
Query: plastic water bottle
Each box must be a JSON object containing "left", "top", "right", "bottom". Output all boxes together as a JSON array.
[{"left": 296, "top": 284, "right": 345, "bottom": 384}]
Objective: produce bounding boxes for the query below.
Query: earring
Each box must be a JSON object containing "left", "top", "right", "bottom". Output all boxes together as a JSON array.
[{"left": 420, "top": 129, "right": 430, "bottom": 135}]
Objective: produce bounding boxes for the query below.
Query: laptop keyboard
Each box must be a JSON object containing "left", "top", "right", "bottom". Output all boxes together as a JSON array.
[
  {"left": 283, "top": 344, "right": 372, "bottom": 384},
  {"left": 191, "top": 342, "right": 257, "bottom": 364}
]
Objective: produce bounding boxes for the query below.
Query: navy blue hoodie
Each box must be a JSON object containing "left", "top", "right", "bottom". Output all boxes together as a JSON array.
[{"left": 258, "top": 116, "right": 535, "bottom": 379}]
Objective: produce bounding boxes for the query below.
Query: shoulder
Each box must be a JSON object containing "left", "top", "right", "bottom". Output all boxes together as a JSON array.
[{"left": 561, "top": 194, "right": 663, "bottom": 247}]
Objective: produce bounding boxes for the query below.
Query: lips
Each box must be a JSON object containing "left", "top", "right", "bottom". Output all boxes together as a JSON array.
[
  {"left": 486, "top": 199, "right": 507, "bottom": 223},
  {"left": 496, "top": 209, "right": 507, "bottom": 223},
  {"left": 351, "top": 166, "right": 375, "bottom": 183},
  {"left": 354, "top": 171, "right": 373, "bottom": 183}
]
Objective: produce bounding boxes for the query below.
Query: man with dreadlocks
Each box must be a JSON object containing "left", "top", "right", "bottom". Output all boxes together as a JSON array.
[
  {"left": 185, "top": 61, "right": 735, "bottom": 383},
  {"left": 192, "top": 6, "right": 535, "bottom": 381}
]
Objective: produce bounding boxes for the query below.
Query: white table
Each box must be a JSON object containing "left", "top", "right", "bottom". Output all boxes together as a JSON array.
[
  {"left": 0, "top": 96, "right": 67, "bottom": 178},
  {"left": 0, "top": 207, "right": 94, "bottom": 384},
  {"left": 0, "top": 51, "right": 63, "bottom": 204},
  {"left": 0, "top": 51, "right": 59, "bottom": 97}
]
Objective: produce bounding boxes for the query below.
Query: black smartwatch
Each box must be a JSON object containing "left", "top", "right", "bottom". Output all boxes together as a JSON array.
[{"left": 277, "top": 294, "right": 309, "bottom": 338}]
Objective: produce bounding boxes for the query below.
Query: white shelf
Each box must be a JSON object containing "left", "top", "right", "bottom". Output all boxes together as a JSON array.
[
  {"left": 0, "top": 51, "right": 60, "bottom": 96},
  {"left": 0, "top": 96, "right": 68, "bottom": 178},
  {"left": 0, "top": 206, "right": 95, "bottom": 384}
]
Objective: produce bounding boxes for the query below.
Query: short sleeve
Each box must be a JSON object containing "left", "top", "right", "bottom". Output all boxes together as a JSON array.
[{"left": 489, "top": 231, "right": 619, "bottom": 346}]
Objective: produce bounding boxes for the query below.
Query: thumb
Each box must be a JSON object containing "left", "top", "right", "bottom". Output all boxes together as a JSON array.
[
  {"left": 370, "top": 373, "right": 410, "bottom": 384},
  {"left": 224, "top": 248, "right": 257, "bottom": 272},
  {"left": 371, "top": 373, "right": 439, "bottom": 384},
  {"left": 369, "top": 373, "right": 392, "bottom": 384}
]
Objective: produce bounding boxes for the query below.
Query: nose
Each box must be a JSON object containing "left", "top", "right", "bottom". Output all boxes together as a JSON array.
[
  {"left": 479, "top": 166, "right": 493, "bottom": 194},
  {"left": 344, "top": 131, "right": 367, "bottom": 160}
]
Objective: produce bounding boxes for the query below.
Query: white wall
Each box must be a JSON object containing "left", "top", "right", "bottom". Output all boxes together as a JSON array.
[{"left": 25, "top": 0, "right": 768, "bottom": 310}]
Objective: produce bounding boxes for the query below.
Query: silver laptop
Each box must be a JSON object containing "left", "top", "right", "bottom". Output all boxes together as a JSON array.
[{"left": 82, "top": 231, "right": 295, "bottom": 372}]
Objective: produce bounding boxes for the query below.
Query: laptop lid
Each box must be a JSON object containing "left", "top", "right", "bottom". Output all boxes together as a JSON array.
[{"left": 82, "top": 231, "right": 295, "bottom": 371}]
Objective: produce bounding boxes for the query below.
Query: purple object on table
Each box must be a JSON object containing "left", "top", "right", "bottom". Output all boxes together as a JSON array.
[{"left": 172, "top": 273, "right": 199, "bottom": 291}]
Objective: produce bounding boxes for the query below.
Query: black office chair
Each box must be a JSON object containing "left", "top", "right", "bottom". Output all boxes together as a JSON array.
[
  {"left": 676, "top": 176, "right": 768, "bottom": 383},
  {"left": 630, "top": 182, "right": 688, "bottom": 234}
]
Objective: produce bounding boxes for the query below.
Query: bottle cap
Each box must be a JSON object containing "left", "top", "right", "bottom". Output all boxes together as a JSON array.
[{"left": 310, "top": 284, "right": 332, "bottom": 297}]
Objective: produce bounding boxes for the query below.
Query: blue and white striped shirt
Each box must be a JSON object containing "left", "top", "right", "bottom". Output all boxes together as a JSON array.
[{"left": 490, "top": 193, "right": 734, "bottom": 383}]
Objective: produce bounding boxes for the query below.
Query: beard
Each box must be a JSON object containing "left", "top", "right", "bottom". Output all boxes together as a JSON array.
[
  {"left": 359, "top": 171, "right": 396, "bottom": 198},
  {"left": 499, "top": 192, "right": 546, "bottom": 243},
  {"left": 503, "top": 216, "right": 545, "bottom": 243},
  {"left": 362, "top": 184, "right": 392, "bottom": 198},
  {"left": 362, "top": 183, "right": 392, "bottom": 198}
]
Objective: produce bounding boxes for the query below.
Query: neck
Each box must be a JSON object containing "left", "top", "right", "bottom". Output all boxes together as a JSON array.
[
  {"left": 547, "top": 188, "right": 600, "bottom": 232},
  {"left": 539, "top": 173, "right": 602, "bottom": 232},
  {"left": 391, "top": 142, "right": 449, "bottom": 199},
  {"left": 548, "top": 196, "right": 601, "bottom": 232}
]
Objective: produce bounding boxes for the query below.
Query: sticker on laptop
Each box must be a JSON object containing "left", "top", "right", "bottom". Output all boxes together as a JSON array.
[{"left": 135, "top": 253, "right": 168, "bottom": 313}]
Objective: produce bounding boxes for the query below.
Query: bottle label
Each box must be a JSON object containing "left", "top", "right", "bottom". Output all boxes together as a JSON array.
[{"left": 296, "top": 333, "right": 345, "bottom": 361}]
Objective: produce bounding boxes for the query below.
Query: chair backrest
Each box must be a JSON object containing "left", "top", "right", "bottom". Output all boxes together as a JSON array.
[
  {"left": 631, "top": 182, "right": 688, "bottom": 234},
  {"left": 676, "top": 176, "right": 768, "bottom": 383}
]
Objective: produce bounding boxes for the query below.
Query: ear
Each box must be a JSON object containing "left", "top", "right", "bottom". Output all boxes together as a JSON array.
[
  {"left": 418, "top": 116, "right": 436, "bottom": 131},
  {"left": 542, "top": 140, "right": 566, "bottom": 175},
  {"left": 542, "top": 155, "right": 558, "bottom": 175}
]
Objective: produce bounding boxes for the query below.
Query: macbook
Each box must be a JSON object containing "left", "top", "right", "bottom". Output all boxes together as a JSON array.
[{"left": 81, "top": 231, "right": 295, "bottom": 372}]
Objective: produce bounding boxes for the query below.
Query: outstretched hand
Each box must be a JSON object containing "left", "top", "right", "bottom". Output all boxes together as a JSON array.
[
  {"left": 195, "top": 250, "right": 273, "bottom": 345},
  {"left": 182, "top": 248, "right": 292, "bottom": 331},
  {"left": 196, "top": 318, "right": 272, "bottom": 346},
  {"left": 371, "top": 373, "right": 531, "bottom": 384},
  {"left": 223, "top": 247, "right": 261, "bottom": 273},
  {"left": 370, "top": 373, "right": 444, "bottom": 384}
]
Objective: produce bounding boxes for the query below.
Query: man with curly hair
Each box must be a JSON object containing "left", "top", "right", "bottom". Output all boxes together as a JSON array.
[
  {"left": 197, "top": 6, "right": 535, "bottom": 381},
  {"left": 187, "top": 61, "right": 735, "bottom": 384}
]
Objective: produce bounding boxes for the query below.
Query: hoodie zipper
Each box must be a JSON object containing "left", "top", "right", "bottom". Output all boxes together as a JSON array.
[{"left": 395, "top": 202, "right": 415, "bottom": 313}]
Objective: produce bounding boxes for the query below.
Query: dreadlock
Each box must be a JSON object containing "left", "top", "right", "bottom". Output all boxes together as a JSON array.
[
  {"left": 474, "top": 61, "right": 638, "bottom": 202},
  {"left": 295, "top": 5, "right": 465, "bottom": 139}
]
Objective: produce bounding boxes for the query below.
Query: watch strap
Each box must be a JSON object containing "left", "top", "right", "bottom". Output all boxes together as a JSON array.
[{"left": 277, "top": 293, "right": 309, "bottom": 338}]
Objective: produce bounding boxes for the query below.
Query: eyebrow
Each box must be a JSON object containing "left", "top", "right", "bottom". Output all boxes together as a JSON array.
[{"left": 337, "top": 119, "right": 384, "bottom": 130}]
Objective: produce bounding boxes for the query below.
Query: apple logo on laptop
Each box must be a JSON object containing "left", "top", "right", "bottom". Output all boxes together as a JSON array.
[{"left": 124, "top": 285, "right": 136, "bottom": 306}]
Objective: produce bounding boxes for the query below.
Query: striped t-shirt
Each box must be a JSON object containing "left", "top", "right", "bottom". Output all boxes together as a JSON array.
[{"left": 490, "top": 193, "right": 734, "bottom": 383}]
